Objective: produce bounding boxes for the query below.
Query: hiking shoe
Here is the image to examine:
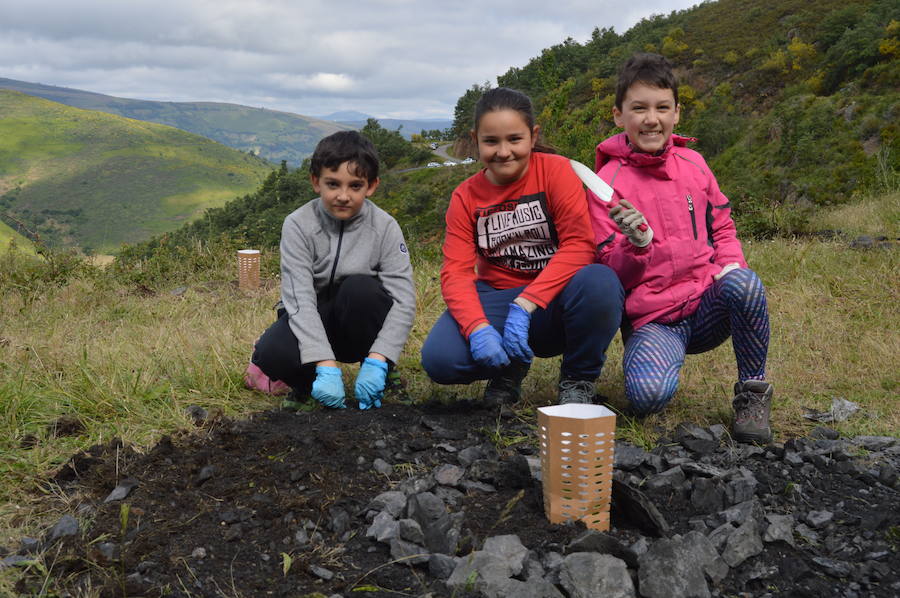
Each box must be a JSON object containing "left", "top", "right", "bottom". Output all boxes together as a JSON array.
[
  {"left": 557, "top": 378, "right": 596, "bottom": 405},
  {"left": 483, "top": 361, "right": 530, "bottom": 407},
  {"left": 732, "top": 380, "right": 773, "bottom": 444}
]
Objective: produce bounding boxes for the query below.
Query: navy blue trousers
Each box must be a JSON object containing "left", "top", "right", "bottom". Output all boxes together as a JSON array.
[{"left": 421, "top": 264, "right": 624, "bottom": 383}]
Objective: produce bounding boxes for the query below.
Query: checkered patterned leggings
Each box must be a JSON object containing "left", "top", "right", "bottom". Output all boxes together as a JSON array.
[{"left": 623, "top": 268, "right": 769, "bottom": 416}]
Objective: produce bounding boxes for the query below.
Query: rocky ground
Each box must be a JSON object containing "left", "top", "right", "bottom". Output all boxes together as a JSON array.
[{"left": 4, "top": 399, "right": 899, "bottom": 598}]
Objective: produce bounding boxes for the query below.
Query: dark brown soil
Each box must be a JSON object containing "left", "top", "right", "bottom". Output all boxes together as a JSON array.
[{"left": 13, "top": 400, "right": 900, "bottom": 598}]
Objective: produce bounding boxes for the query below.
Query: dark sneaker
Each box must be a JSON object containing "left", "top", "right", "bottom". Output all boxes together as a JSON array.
[
  {"left": 732, "top": 380, "right": 773, "bottom": 444},
  {"left": 483, "top": 361, "right": 530, "bottom": 407},
  {"left": 281, "top": 389, "right": 315, "bottom": 412},
  {"left": 557, "top": 378, "right": 596, "bottom": 405}
]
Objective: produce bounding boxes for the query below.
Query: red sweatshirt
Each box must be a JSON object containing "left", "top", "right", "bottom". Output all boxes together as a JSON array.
[{"left": 441, "top": 151, "right": 595, "bottom": 337}]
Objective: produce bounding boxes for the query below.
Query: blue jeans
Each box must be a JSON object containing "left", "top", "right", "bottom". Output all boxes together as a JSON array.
[{"left": 421, "top": 264, "right": 624, "bottom": 383}]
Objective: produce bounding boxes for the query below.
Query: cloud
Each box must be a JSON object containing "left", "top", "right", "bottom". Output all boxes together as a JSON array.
[{"left": 0, "top": 0, "right": 700, "bottom": 118}]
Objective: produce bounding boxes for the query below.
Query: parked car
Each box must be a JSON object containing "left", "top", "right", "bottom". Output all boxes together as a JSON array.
[
  {"left": 443, "top": 161, "right": 458, "bottom": 167},
  {"left": 461, "top": 157, "right": 475, "bottom": 165},
  {"left": 429, "top": 142, "right": 439, "bottom": 150},
  {"left": 427, "top": 162, "right": 442, "bottom": 168}
]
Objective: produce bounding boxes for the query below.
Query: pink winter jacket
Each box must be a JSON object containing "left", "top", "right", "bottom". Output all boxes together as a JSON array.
[{"left": 588, "top": 133, "right": 747, "bottom": 331}]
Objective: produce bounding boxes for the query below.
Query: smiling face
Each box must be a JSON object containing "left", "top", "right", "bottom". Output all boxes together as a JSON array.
[
  {"left": 311, "top": 161, "right": 379, "bottom": 220},
  {"left": 472, "top": 109, "right": 538, "bottom": 185},
  {"left": 613, "top": 81, "right": 680, "bottom": 154}
]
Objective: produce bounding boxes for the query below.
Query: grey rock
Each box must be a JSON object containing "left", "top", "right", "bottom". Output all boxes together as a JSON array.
[
  {"left": 681, "top": 531, "right": 729, "bottom": 584},
  {"left": 707, "top": 522, "right": 736, "bottom": 552},
  {"left": 794, "top": 523, "right": 820, "bottom": 545},
  {"left": 721, "top": 518, "right": 763, "bottom": 568},
  {"left": 104, "top": 478, "right": 139, "bottom": 503},
  {"left": 458, "top": 446, "right": 484, "bottom": 467},
  {"left": 373, "top": 458, "right": 393, "bottom": 475},
  {"left": 367, "top": 511, "right": 399, "bottom": 543},
  {"left": 469, "top": 459, "right": 501, "bottom": 483},
  {"left": 196, "top": 465, "right": 215, "bottom": 485},
  {"left": 47, "top": 515, "right": 79, "bottom": 544},
  {"left": 389, "top": 538, "right": 429, "bottom": 565},
  {"left": 309, "top": 564, "right": 335, "bottom": 580},
  {"left": 459, "top": 479, "right": 496, "bottom": 493},
  {"left": 811, "top": 556, "right": 852, "bottom": 578},
  {"left": 483, "top": 535, "right": 529, "bottom": 577},
  {"left": 19, "top": 537, "right": 41, "bottom": 554},
  {"left": 98, "top": 542, "right": 120, "bottom": 562},
  {"left": 614, "top": 442, "right": 649, "bottom": 470},
  {"left": 434, "top": 485, "right": 465, "bottom": 507},
  {"left": 396, "top": 474, "right": 437, "bottom": 495},
  {"left": 428, "top": 553, "right": 458, "bottom": 579},
  {"left": 691, "top": 477, "right": 724, "bottom": 514},
  {"left": 486, "top": 578, "right": 565, "bottom": 598},
  {"left": 542, "top": 550, "right": 565, "bottom": 571},
  {"left": 724, "top": 474, "right": 757, "bottom": 505},
  {"left": 783, "top": 450, "right": 805, "bottom": 466},
  {"left": 565, "top": 530, "right": 639, "bottom": 568},
  {"left": 328, "top": 507, "right": 350, "bottom": 535},
  {"left": 294, "top": 528, "right": 310, "bottom": 546},
  {"left": 0, "top": 554, "right": 31, "bottom": 569},
  {"left": 369, "top": 490, "right": 406, "bottom": 518},
  {"left": 433, "top": 463, "right": 465, "bottom": 487},
  {"left": 184, "top": 405, "right": 208, "bottom": 424},
  {"left": 560, "top": 552, "right": 636, "bottom": 598},
  {"left": 878, "top": 462, "right": 898, "bottom": 487},
  {"left": 805, "top": 510, "right": 834, "bottom": 529},
  {"left": 191, "top": 547, "right": 207, "bottom": 559},
  {"left": 611, "top": 479, "right": 670, "bottom": 536},
  {"left": 645, "top": 466, "right": 686, "bottom": 492},
  {"left": 852, "top": 436, "right": 897, "bottom": 451},
  {"left": 682, "top": 462, "right": 726, "bottom": 478},
  {"left": 399, "top": 518, "right": 425, "bottom": 545},
  {"left": 447, "top": 551, "right": 516, "bottom": 592},
  {"left": 637, "top": 538, "right": 710, "bottom": 598},
  {"left": 763, "top": 514, "right": 796, "bottom": 547},
  {"left": 675, "top": 423, "right": 719, "bottom": 454},
  {"left": 224, "top": 523, "right": 242, "bottom": 542}
]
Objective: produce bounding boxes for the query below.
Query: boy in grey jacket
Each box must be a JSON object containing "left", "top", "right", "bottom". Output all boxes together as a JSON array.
[{"left": 252, "top": 131, "right": 415, "bottom": 410}]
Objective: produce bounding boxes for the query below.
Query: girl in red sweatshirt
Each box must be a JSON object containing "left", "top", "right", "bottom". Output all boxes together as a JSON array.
[{"left": 421, "top": 87, "right": 623, "bottom": 406}]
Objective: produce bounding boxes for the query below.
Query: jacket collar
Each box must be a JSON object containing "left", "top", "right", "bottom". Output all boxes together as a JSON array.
[
  {"left": 313, "top": 197, "right": 369, "bottom": 230},
  {"left": 595, "top": 132, "right": 696, "bottom": 180}
]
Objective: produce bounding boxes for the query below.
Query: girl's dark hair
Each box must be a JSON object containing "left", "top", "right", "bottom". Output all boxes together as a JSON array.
[
  {"left": 473, "top": 87, "right": 555, "bottom": 154},
  {"left": 310, "top": 130, "right": 380, "bottom": 183},
  {"left": 615, "top": 53, "right": 679, "bottom": 109}
]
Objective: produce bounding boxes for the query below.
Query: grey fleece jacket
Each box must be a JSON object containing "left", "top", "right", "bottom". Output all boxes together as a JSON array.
[{"left": 280, "top": 198, "right": 415, "bottom": 364}]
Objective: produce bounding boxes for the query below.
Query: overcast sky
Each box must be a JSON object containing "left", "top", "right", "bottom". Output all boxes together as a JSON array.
[{"left": 0, "top": 0, "right": 699, "bottom": 120}]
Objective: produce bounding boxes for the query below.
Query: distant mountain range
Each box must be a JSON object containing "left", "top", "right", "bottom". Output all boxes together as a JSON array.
[
  {"left": 0, "top": 78, "right": 353, "bottom": 166},
  {"left": 0, "top": 90, "right": 272, "bottom": 252},
  {"left": 318, "top": 111, "right": 452, "bottom": 140}
]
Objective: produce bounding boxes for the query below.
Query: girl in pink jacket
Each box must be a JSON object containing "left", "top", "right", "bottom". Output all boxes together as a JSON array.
[{"left": 588, "top": 53, "right": 772, "bottom": 443}]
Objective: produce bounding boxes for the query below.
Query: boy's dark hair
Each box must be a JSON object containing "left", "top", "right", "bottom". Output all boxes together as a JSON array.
[
  {"left": 310, "top": 130, "right": 380, "bottom": 183},
  {"left": 615, "top": 53, "right": 679, "bottom": 109},
  {"left": 473, "top": 87, "right": 555, "bottom": 154}
]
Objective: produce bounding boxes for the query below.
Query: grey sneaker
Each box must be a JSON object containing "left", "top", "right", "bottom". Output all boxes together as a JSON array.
[
  {"left": 558, "top": 378, "right": 596, "bottom": 405},
  {"left": 483, "top": 361, "right": 530, "bottom": 407},
  {"left": 732, "top": 380, "right": 773, "bottom": 444}
]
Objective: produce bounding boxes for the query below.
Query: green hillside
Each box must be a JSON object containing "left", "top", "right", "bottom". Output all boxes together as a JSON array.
[
  {"left": 0, "top": 78, "right": 353, "bottom": 166},
  {"left": 452, "top": 0, "right": 899, "bottom": 235},
  {"left": 0, "top": 218, "right": 34, "bottom": 254},
  {"left": 0, "top": 90, "right": 273, "bottom": 252}
]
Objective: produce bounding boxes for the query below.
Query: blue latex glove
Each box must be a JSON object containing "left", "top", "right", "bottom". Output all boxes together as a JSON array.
[
  {"left": 311, "top": 365, "right": 346, "bottom": 409},
  {"left": 469, "top": 326, "right": 510, "bottom": 369},
  {"left": 502, "top": 303, "right": 533, "bottom": 363},
  {"left": 354, "top": 357, "right": 388, "bottom": 410}
]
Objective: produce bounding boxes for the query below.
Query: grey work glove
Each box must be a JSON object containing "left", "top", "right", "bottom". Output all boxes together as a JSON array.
[{"left": 609, "top": 199, "right": 654, "bottom": 248}]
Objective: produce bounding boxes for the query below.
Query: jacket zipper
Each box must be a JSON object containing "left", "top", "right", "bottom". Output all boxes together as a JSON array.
[
  {"left": 328, "top": 221, "right": 345, "bottom": 299},
  {"left": 686, "top": 194, "right": 697, "bottom": 240}
]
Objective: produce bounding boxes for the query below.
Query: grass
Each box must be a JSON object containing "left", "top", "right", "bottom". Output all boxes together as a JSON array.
[{"left": 0, "top": 192, "right": 898, "bottom": 594}]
